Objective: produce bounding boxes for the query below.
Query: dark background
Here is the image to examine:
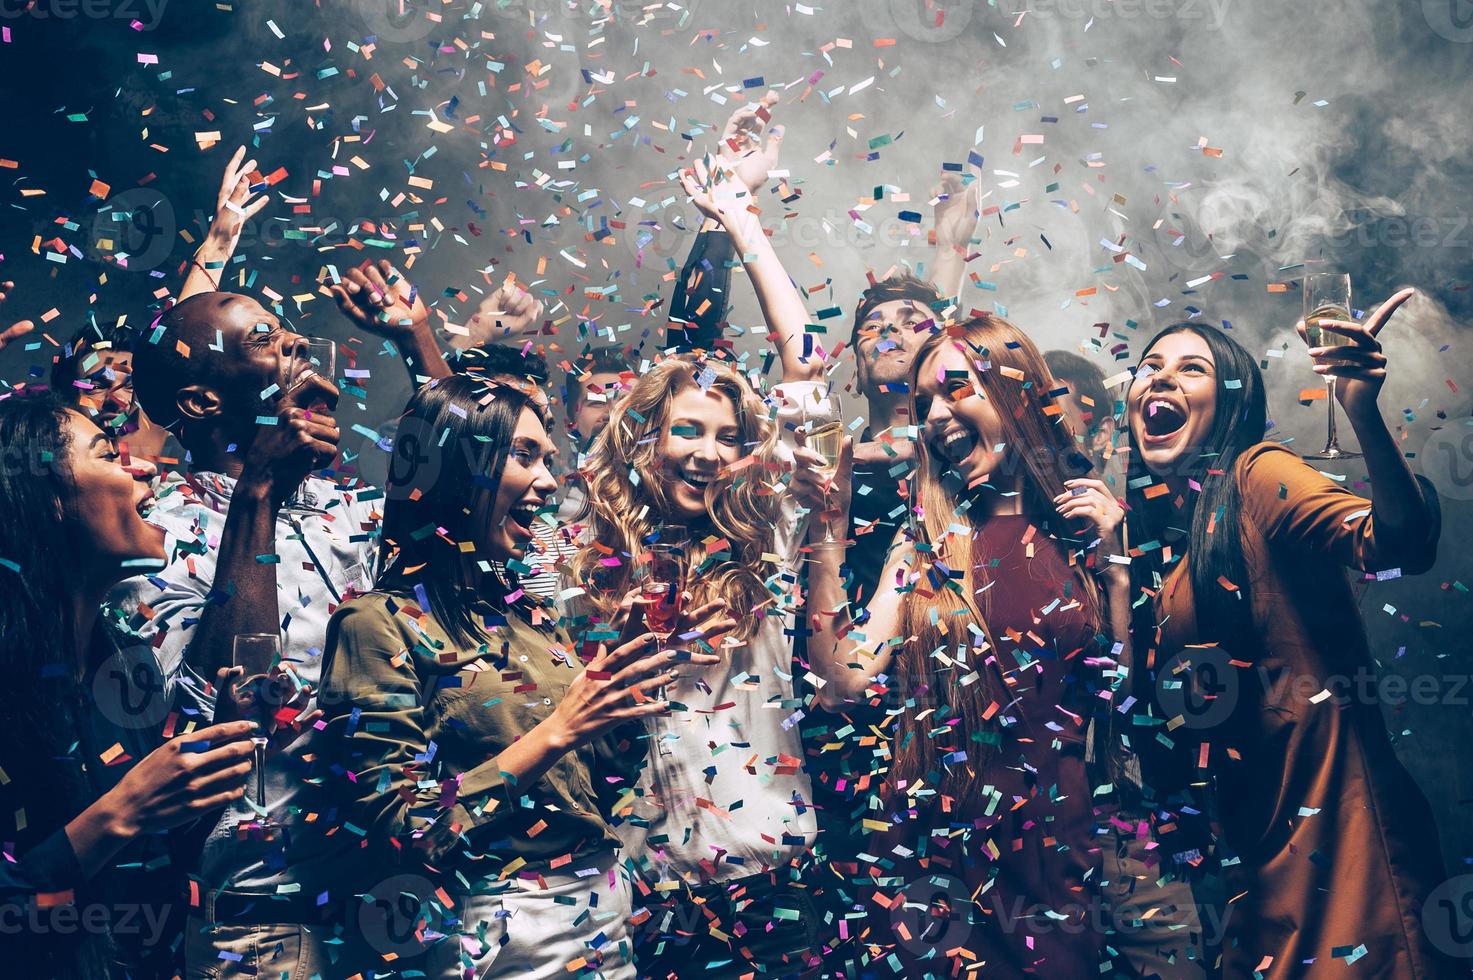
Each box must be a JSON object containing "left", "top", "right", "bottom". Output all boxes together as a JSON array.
[{"left": 0, "top": 0, "right": 1468, "bottom": 873}]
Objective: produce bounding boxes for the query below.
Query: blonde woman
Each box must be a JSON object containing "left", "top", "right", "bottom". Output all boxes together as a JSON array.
[
  {"left": 567, "top": 149, "right": 831, "bottom": 977},
  {"left": 799, "top": 314, "right": 1131, "bottom": 979}
]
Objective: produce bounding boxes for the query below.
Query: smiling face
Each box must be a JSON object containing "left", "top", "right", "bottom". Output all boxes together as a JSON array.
[
  {"left": 481, "top": 406, "right": 559, "bottom": 563},
  {"left": 1127, "top": 329, "right": 1219, "bottom": 478},
  {"left": 658, "top": 385, "right": 741, "bottom": 520},
  {"left": 853, "top": 299, "right": 937, "bottom": 396},
  {"left": 62, "top": 410, "right": 166, "bottom": 577},
  {"left": 915, "top": 343, "right": 1012, "bottom": 491}
]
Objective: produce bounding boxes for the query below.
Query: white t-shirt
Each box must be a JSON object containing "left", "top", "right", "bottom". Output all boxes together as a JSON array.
[{"left": 106, "top": 472, "right": 380, "bottom": 894}]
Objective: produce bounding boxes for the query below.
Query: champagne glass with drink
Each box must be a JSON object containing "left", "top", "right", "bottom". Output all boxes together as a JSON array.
[
  {"left": 808, "top": 393, "right": 845, "bottom": 543},
  {"left": 637, "top": 534, "right": 686, "bottom": 757},
  {"left": 231, "top": 632, "right": 281, "bottom": 824},
  {"left": 1302, "top": 272, "right": 1359, "bottom": 460},
  {"left": 641, "top": 531, "right": 688, "bottom": 700}
]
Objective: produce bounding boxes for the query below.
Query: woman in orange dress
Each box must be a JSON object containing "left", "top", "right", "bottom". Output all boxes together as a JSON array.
[{"left": 1118, "top": 294, "right": 1463, "bottom": 977}]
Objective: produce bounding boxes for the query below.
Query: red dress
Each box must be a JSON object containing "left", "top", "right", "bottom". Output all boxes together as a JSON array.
[{"left": 871, "top": 515, "right": 1105, "bottom": 978}]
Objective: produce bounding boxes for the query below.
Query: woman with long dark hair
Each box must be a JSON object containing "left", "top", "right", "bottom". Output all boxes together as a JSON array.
[
  {"left": 1118, "top": 299, "right": 1456, "bottom": 977},
  {"left": 802, "top": 314, "right": 1131, "bottom": 978},
  {"left": 315, "top": 374, "right": 700, "bottom": 979},
  {"left": 0, "top": 390, "right": 259, "bottom": 979}
]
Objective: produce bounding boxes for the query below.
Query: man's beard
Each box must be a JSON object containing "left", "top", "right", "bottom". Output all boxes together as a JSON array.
[{"left": 859, "top": 353, "right": 911, "bottom": 396}]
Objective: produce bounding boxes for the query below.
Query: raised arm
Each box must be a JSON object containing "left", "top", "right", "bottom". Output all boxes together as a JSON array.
[
  {"left": 928, "top": 163, "right": 982, "bottom": 302},
  {"left": 181, "top": 146, "right": 271, "bottom": 300},
  {"left": 668, "top": 94, "right": 780, "bottom": 355},
  {"left": 677, "top": 98, "right": 820, "bottom": 384},
  {"left": 680, "top": 163, "right": 819, "bottom": 384},
  {"left": 792, "top": 437, "right": 911, "bottom": 707},
  {"left": 1300, "top": 287, "right": 1436, "bottom": 546},
  {"left": 331, "top": 259, "right": 452, "bottom": 384},
  {"left": 182, "top": 374, "right": 342, "bottom": 683},
  {"left": 445, "top": 275, "right": 546, "bottom": 352}
]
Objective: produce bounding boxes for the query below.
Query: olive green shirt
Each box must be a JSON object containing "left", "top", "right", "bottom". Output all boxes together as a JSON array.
[{"left": 316, "top": 587, "right": 641, "bottom": 878}]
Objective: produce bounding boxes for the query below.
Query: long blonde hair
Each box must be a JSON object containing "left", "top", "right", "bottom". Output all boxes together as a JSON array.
[
  {"left": 568, "top": 354, "right": 784, "bottom": 641},
  {"left": 889, "top": 314, "right": 1106, "bottom": 803}
]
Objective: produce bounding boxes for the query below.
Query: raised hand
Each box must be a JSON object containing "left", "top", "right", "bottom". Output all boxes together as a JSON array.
[
  {"left": 1053, "top": 477, "right": 1127, "bottom": 581},
  {"left": 0, "top": 280, "right": 35, "bottom": 352},
  {"left": 716, "top": 90, "right": 784, "bottom": 194},
  {"left": 331, "top": 259, "right": 429, "bottom": 340},
  {"left": 1296, "top": 286, "right": 1414, "bottom": 423},
  {"left": 208, "top": 146, "right": 271, "bottom": 251},
  {"left": 455, "top": 276, "right": 545, "bottom": 350},
  {"left": 929, "top": 162, "right": 983, "bottom": 299},
  {"left": 181, "top": 147, "right": 273, "bottom": 299},
  {"left": 931, "top": 164, "right": 982, "bottom": 251},
  {"left": 678, "top": 155, "right": 749, "bottom": 225},
  {"left": 792, "top": 433, "right": 854, "bottom": 541}
]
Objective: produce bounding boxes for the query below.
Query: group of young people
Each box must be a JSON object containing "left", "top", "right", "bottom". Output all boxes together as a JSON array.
[{"left": 0, "top": 100, "right": 1460, "bottom": 980}]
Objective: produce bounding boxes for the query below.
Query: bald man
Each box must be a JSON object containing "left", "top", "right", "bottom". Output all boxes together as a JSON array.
[{"left": 110, "top": 267, "right": 450, "bottom": 980}]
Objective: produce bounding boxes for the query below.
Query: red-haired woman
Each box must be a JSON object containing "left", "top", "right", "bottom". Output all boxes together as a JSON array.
[{"left": 800, "top": 314, "right": 1129, "bottom": 978}]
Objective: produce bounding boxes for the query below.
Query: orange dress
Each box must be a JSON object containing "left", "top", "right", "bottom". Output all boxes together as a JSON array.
[{"left": 1148, "top": 442, "right": 1457, "bottom": 977}]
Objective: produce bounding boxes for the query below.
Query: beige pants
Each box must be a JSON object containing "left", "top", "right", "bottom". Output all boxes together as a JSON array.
[
  {"left": 425, "top": 849, "right": 636, "bottom": 980},
  {"left": 1101, "top": 828, "right": 1216, "bottom": 979},
  {"left": 183, "top": 919, "right": 342, "bottom": 980}
]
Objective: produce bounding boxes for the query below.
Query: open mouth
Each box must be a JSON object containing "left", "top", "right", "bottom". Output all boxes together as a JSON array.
[
  {"left": 1141, "top": 398, "right": 1188, "bottom": 440},
  {"left": 505, "top": 502, "right": 540, "bottom": 539},
  {"left": 932, "top": 427, "right": 977, "bottom": 464},
  {"left": 678, "top": 469, "right": 716, "bottom": 495}
]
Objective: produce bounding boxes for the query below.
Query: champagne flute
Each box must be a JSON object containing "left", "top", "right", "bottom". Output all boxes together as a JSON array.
[
  {"left": 1302, "top": 273, "right": 1359, "bottom": 460},
  {"left": 231, "top": 632, "right": 281, "bottom": 823},
  {"left": 642, "top": 541, "right": 687, "bottom": 650},
  {"left": 641, "top": 531, "right": 688, "bottom": 755},
  {"left": 808, "top": 393, "right": 845, "bottom": 543}
]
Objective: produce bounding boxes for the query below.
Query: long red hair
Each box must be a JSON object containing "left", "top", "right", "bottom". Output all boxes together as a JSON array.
[{"left": 888, "top": 314, "right": 1105, "bottom": 805}]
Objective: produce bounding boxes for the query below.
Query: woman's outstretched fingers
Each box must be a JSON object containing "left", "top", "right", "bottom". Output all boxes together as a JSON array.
[{"left": 1367, "top": 286, "right": 1416, "bottom": 336}]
